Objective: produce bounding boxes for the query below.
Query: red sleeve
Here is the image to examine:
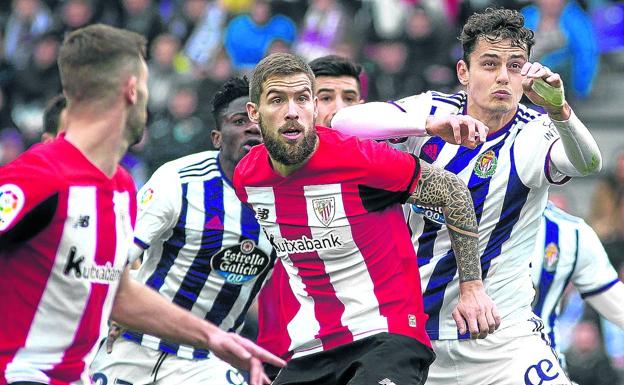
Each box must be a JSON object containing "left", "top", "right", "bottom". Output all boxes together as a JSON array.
[
  {"left": 0, "top": 157, "right": 60, "bottom": 241},
  {"left": 358, "top": 138, "right": 421, "bottom": 194}
]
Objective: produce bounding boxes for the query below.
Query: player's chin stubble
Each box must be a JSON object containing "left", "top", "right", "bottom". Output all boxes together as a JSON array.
[{"left": 260, "top": 118, "right": 317, "bottom": 166}]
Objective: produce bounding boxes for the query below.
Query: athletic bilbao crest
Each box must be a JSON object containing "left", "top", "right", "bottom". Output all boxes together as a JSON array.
[
  {"left": 543, "top": 242, "right": 559, "bottom": 272},
  {"left": 312, "top": 197, "right": 335, "bottom": 227},
  {"left": 474, "top": 149, "right": 498, "bottom": 178}
]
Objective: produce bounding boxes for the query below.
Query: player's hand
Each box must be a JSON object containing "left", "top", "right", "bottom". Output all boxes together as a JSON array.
[
  {"left": 248, "top": 357, "right": 272, "bottom": 385},
  {"left": 106, "top": 321, "right": 126, "bottom": 354},
  {"left": 452, "top": 280, "right": 501, "bottom": 339},
  {"left": 207, "top": 329, "right": 285, "bottom": 378},
  {"left": 521, "top": 61, "right": 570, "bottom": 120},
  {"left": 425, "top": 115, "right": 488, "bottom": 149}
]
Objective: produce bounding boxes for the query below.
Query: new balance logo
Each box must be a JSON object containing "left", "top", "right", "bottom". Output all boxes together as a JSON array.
[
  {"left": 379, "top": 378, "right": 396, "bottom": 385},
  {"left": 255, "top": 208, "right": 269, "bottom": 220},
  {"left": 73, "top": 215, "right": 90, "bottom": 228},
  {"left": 64, "top": 246, "right": 84, "bottom": 278}
]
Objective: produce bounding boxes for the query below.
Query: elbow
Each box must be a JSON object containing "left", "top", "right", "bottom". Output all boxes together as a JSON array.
[{"left": 581, "top": 149, "right": 602, "bottom": 176}]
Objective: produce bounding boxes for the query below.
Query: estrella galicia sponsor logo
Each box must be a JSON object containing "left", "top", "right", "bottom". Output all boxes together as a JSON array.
[
  {"left": 211, "top": 240, "right": 270, "bottom": 284},
  {"left": 524, "top": 359, "right": 561, "bottom": 385},
  {"left": 411, "top": 204, "right": 445, "bottom": 225},
  {"left": 270, "top": 234, "right": 343, "bottom": 256},
  {"left": 63, "top": 246, "right": 123, "bottom": 283}
]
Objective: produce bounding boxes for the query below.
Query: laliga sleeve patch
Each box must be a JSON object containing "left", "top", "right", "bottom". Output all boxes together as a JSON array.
[
  {"left": 0, "top": 184, "right": 25, "bottom": 231},
  {"left": 138, "top": 187, "right": 155, "bottom": 209}
]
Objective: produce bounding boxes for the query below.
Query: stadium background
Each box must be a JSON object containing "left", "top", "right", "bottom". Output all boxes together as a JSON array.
[{"left": 0, "top": 0, "right": 622, "bottom": 383}]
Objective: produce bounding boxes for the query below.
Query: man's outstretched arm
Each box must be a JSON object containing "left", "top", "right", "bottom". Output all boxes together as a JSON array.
[
  {"left": 407, "top": 162, "right": 500, "bottom": 338},
  {"left": 111, "top": 268, "right": 283, "bottom": 385}
]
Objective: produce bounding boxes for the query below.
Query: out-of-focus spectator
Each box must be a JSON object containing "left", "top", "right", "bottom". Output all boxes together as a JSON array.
[
  {"left": 3, "top": 0, "right": 53, "bottom": 70},
  {"left": 0, "top": 127, "right": 24, "bottom": 165},
  {"left": 365, "top": 39, "right": 412, "bottom": 101},
  {"left": 401, "top": 5, "right": 456, "bottom": 93},
  {"left": 119, "top": 0, "right": 165, "bottom": 45},
  {"left": 55, "top": 0, "right": 94, "bottom": 33},
  {"left": 147, "top": 33, "right": 191, "bottom": 115},
  {"left": 11, "top": 32, "right": 60, "bottom": 143},
  {"left": 566, "top": 321, "right": 620, "bottom": 385},
  {"left": 0, "top": 89, "right": 16, "bottom": 132},
  {"left": 365, "top": 0, "right": 409, "bottom": 40},
  {"left": 182, "top": 0, "right": 227, "bottom": 69},
  {"left": 295, "top": 0, "right": 347, "bottom": 61},
  {"left": 223, "top": 0, "right": 296, "bottom": 71},
  {"left": 589, "top": 151, "right": 624, "bottom": 266},
  {"left": 522, "top": 0, "right": 599, "bottom": 99},
  {"left": 144, "top": 84, "right": 211, "bottom": 173}
]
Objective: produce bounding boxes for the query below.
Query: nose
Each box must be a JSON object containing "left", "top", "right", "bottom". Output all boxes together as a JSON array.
[
  {"left": 334, "top": 97, "right": 346, "bottom": 111},
  {"left": 496, "top": 66, "right": 510, "bottom": 85},
  {"left": 246, "top": 121, "right": 260, "bottom": 135},
  {"left": 285, "top": 99, "right": 299, "bottom": 121}
]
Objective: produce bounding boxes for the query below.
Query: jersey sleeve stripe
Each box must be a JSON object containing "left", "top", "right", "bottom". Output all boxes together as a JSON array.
[
  {"left": 580, "top": 278, "right": 620, "bottom": 299},
  {"left": 544, "top": 138, "right": 572, "bottom": 185}
]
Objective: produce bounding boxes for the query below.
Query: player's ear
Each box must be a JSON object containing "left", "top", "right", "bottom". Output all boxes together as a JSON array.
[
  {"left": 211, "top": 129, "right": 222, "bottom": 149},
  {"left": 247, "top": 102, "right": 260, "bottom": 124},
  {"left": 457, "top": 60, "right": 469, "bottom": 86},
  {"left": 124, "top": 75, "right": 139, "bottom": 105}
]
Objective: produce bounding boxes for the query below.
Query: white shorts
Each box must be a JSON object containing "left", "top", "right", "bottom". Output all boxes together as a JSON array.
[
  {"left": 425, "top": 317, "right": 572, "bottom": 385},
  {"left": 89, "top": 336, "right": 247, "bottom": 385}
]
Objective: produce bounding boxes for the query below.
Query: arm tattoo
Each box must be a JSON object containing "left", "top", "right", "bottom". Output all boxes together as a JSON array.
[{"left": 407, "top": 162, "right": 481, "bottom": 282}]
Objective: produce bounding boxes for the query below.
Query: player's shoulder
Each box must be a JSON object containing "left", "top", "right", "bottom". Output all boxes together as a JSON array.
[
  {"left": 1, "top": 143, "right": 63, "bottom": 187},
  {"left": 543, "top": 203, "right": 585, "bottom": 227},
  {"left": 516, "top": 103, "right": 549, "bottom": 131},
  {"left": 160, "top": 151, "right": 221, "bottom": 180},
  {"left": 429, "top": 90, "right": 467, "bottom": 109},
  {"left": 235, "top": 145, "right": 267, "bottom": 181}
]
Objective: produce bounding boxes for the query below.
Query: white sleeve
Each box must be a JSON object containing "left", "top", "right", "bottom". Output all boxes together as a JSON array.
[
  {"left": 572, "top": 221, "right": 619, "bottom": 296},
  {"left": 514, "top": 116, "right": 570, "bottom": 188},
  {"left": 331, "top": 92, "right": 433, "bottom": 140},
  {"left": 549, "top": 110, "right": 602, "bottom": 177},
  {"left": 585, "top": 282, "right": 624, "bottom": 329},
  {"left": 132, "top": 165, "right": 182, "bottom": 253}
]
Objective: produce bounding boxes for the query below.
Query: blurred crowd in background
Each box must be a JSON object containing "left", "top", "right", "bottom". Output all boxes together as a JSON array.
[{"left": 1, "top": 0, "right": 624, "bottom": 384}]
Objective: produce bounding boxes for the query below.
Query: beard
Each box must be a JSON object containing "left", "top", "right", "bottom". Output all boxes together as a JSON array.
[
  {"left": 125, "top": 97, "right": 147, "bottom": 146},
  {"left": 260, "top": 118, "right": 317, "bottom": 166}
]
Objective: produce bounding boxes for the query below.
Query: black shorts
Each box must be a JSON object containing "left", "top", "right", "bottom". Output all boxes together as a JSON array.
[{"left": 273, "top": 332, "right": 435, "bottom": 385}]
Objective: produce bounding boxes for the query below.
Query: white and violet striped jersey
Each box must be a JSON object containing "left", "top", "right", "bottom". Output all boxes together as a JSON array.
[
  {"left": 124, "top": 151, "right": 276, "bottom": 359},
  {"left": 393, "top": 90, "right": 570, "bottom": 340},
  {"left": 531, "top": 202, "right": 619, "bottom": 354}
]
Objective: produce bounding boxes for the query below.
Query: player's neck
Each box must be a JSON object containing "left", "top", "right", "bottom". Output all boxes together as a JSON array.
[
  {"left": 467, "top": 105, "right": 516, "bottom": 135},
  {"left": 63, "top": 103, "right": 129, "bottom": 178}
]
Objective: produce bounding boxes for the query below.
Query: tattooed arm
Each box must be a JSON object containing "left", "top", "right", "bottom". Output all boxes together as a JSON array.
[{"left": 407, "top": 162, "right": 501, "bottom": 338}]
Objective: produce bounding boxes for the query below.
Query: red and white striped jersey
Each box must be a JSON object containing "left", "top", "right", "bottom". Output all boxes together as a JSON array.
[
  {"left": 234, "top": 126, "right": 431, "bottom": 359},
  {"left": 0, "top": 137, "right": 136, "bottom": 385}
]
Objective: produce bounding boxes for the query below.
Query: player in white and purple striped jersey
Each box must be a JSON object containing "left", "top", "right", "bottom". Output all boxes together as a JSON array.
[
  {"left": 332, "top": 8, "right": 602, "bottom": 385},
  {"left": 531, "top": 201, "right": 624, "bottom": 367},
  {"left": 90, "top": 77, "right": 277, "bottom": 385}
]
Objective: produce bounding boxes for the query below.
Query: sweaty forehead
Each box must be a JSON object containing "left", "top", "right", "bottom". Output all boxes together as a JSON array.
[{"left": 263, "top": 73, "right": 313, "bottom": 95}]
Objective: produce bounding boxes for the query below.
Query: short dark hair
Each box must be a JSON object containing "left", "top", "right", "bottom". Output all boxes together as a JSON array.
[
  {"left": 58, "top": 24, "right": 147, "bottom": 104},
  {"left": 43, "top": 94, "right": 67, "bottom": 135},
  {"left": 309, "top": 55, "right": 362, "bottom": 91},
  {"left": 249, "top": 53, "right": 315, "bottom": 105},
  {"left": 212, "top": 77, "right": 250, "bottom": 131},
  {"left": 460, "top": 8, "right": 534, "bottom": 66}
]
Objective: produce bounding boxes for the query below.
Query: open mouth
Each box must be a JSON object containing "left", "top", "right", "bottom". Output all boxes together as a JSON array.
[
  {"left": 280, "top": 126, "right": 303, "bottom": 141},
  {"left": 242, "top": 138, "right": 262, "bottom": 151}
]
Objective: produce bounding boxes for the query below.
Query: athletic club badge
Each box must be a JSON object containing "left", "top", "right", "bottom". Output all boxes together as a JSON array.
[
  {"left": 474, "top": 150, "right": 498, "bottom": 178},
  {"left": 0, "top": 184, "right": 25, "bottom": 231},
  {"left": 543, "top": 242, "right": 560, "bottom": 272},
  {"left": 312, "top": 197, "right": 335, "bottom": 227}
]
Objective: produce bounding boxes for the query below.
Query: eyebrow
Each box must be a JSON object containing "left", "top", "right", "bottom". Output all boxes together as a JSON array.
[{"left": 479, "top": 53, "right": 526, "bottom": 60}]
